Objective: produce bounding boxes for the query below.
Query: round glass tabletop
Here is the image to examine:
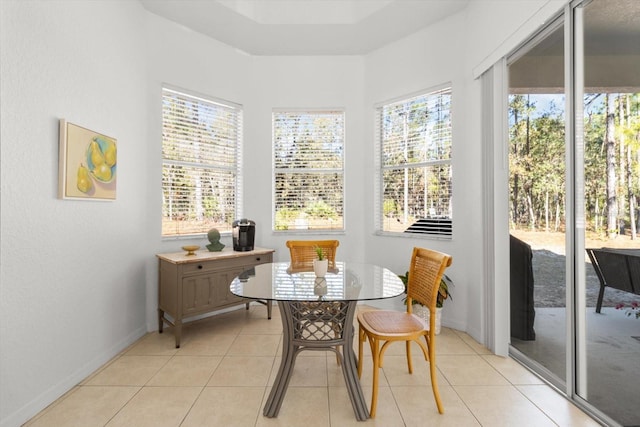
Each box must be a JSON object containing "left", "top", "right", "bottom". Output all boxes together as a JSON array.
[{"left": 230, "top": 261, "right": 405, "bottom": 302}]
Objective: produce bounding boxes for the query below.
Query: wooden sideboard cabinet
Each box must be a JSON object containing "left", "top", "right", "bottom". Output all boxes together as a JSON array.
[{"left": 157, "top": 247, "right": 274, "bottom": 347}]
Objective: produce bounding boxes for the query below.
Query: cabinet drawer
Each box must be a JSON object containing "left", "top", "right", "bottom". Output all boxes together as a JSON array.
[{"left": 181, "top": 253, "right": 272, "bottom": 275}]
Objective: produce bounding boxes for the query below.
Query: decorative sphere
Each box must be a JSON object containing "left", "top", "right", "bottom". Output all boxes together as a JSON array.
[{"left": 207, "top": 228, "right": 221, "bottom": 243}]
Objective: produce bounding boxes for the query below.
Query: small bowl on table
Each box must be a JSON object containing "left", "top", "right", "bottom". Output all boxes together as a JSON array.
[{"left": 181, "top": 245, "right": 200, "bottom": 256}]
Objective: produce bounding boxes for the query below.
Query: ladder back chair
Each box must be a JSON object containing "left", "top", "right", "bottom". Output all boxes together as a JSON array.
[
  {"left": 286, "top": 239, "right": 342, "bottom": 364},
  {"left": 357, "top": 247, "right": 452, "bottom": 417},
  {"left": 286, "top": 240, "right": 339, "bottom": 272}
]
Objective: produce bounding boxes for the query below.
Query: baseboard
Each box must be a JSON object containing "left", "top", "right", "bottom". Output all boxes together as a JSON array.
[{"left": 1, "top": 325, "right": 147, "bottom": 427}]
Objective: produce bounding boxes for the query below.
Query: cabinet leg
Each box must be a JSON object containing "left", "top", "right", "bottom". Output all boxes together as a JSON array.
[
  {"left": 175, "top": 321, "right": 182, "bottom": 348},
  {"left": 158, "top": 309, "right": 164, "bottom": 333}
]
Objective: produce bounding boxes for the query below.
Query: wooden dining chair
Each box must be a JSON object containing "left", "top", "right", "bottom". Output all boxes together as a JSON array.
[
  {"left": 357, "top": 247, "right": 452, "bottom": 417},
  {"left": 286, "top": 239, "right": 342, "bottom": 363},
  {"left": 286, "top": 240, "right": 339, "bottom": 271}
]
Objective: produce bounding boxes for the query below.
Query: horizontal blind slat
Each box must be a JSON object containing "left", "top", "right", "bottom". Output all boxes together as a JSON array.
[
  {"left": 162, "top": 88, "right": 242, "bottom": 236},
  {"left": 377, "top": 87, "right": 453, "bottom": 237},
  {"left": 273, "top": 110, "right": 345, "bottom": 231}
]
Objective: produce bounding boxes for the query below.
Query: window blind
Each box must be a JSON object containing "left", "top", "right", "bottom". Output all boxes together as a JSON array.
[
  {"left": 162, "top": 88, "right": 242, "bottom": 236},
  {"left": 273, "top": 110, "right": 345, "bottom": 231},
  {"left": 376, "top": 87, "right": 453, "bottom": 237}
]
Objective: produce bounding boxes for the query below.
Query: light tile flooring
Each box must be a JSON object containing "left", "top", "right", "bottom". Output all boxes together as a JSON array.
[{"left": 25, "top": 305, "right": 600, "bottom": 427}]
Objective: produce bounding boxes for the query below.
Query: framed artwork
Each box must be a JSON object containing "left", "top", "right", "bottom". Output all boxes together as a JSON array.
[{"left": 58, "top": 119, "right": 117, "bottom": 200}]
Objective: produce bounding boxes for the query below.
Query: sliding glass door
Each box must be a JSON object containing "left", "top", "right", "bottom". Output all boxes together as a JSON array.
[
  {"left": 578, "top": 1, "right": 640, "bottom": 425},
  {"left": 507, "top": 1, "right": 640, "bottom": 425},
  {"left": 507, "top": 19, "right": 567, "bottom": 385}
]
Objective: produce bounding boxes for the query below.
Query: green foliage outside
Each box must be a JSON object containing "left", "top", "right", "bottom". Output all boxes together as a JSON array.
[
  {"left": 509, "top": 93, "right": 640, "bottom": 238},
  {"left": 274, "top": 208, "right": 299, "bottom": 230},
  {"left": 305, "top": 200, "right": 337, "bottom": 220}
]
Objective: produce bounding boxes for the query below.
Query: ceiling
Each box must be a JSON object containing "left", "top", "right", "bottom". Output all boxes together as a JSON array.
[
  {"left": 510, "top": 0, "right": 640, "bottom": 93},
  {"left": 139, "top": 0, "right": 471, "bottom": 55}
]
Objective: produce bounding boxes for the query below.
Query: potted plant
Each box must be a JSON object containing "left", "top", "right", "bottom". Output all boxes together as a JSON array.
[
  {"left": 313, "top": 246, "right": 328, "bottom": 277},
  {"left": 400, "top": 271, "right": 452, "bottom": 334}
]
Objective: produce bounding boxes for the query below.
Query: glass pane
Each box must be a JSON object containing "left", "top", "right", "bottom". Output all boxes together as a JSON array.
[
  {"left": 161, "top": 88, "right": 241, "bottom": 236},
  {"left": 580, "top": 0, "right": 640, "bottom": 424},
  {"left": 273, "top": 171, "right": 344, "bottom": 231},
  {"left": 162, "top": 165, "right": 237, "bottom": 235},
  {"left": 508, "top": 23, "right": 567, "bottom": 383},
  {"left": 380, "top": 89, "right": 452, "bottom": 166},
  {"left": 381, "top": 165, "right": 452, "bottom": 233},
  {"left": 273, "top": 111, "right": 345, "bottom": 231}
]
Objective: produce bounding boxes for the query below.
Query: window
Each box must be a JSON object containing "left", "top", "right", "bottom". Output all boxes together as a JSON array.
[
  {"left": 375, "top": 86, "right": 452, "bottom": 237},
  {"left": 161, "top": 87, "right": 242, "bottom": 237},
  {"left": 273, "top": 110, "right": 345, "bottom": 231}
]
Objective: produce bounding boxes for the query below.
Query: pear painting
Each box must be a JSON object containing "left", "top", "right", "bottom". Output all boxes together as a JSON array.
[
  {"left": 76, "top": 164, "right": 93, "bottom": 193},
  {"left": 59, "top": 120, "right": 117, "bottom": 200}
]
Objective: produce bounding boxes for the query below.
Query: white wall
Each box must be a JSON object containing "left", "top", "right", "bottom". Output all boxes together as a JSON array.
[
  {"left": 362, "top": 0, "right": 566, "bottom": 341},
  {"left": 143, "top": 12, "right": 254, "bottom": 330},
  {"left": 0, "top": 1, "right": 567, "bottom": 426},
  {"left": 143, "top": 16, "right": 367, "bottom": 332},
  {"left": 0, "top": 1, "right": 149, "bottom": 426},
  {"left": 244, "top": 55, "right": 366, "bottom": 262},
  {"left": 363, "top": 11, "right": 471, "bottom": 329}
]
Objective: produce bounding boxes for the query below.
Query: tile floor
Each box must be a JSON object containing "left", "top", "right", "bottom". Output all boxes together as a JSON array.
[{"left": 24, "top": 304, "right": 600, "bottom": 427}]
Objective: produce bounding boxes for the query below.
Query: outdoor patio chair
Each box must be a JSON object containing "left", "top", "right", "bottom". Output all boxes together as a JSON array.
[
  {"left": 586, "top": 248, "right": 640, "bottom": 313},
  {"left": 357, "top": 247, "right": 452, "bottom": 417}
]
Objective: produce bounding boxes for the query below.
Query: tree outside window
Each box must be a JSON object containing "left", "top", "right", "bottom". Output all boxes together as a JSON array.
[
  {"left": 273, "top": 110, "right": 344, "bottom": 231},
  {"left": 376, "top": 87, "right": 453, "bottom": 237},
  {"left": 162, "top": 88, "right": 242, "bottom": 237}
]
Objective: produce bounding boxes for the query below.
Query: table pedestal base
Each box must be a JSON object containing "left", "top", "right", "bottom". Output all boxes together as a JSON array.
[{"left": 264, "top": 300, "right": 369, "bottom": 421}]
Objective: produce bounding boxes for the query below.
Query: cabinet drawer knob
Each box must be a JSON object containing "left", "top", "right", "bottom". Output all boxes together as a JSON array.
[
  {"left": 256, "top": 257, "right": 261, "bottom": 261},
  {"left": 197, "top": 265, "right": 203, "bottom": 269}
]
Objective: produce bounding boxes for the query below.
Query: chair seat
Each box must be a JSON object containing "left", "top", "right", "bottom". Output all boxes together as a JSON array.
[{"left": 359, "top": 310, "right": 425, "bottom": 335}]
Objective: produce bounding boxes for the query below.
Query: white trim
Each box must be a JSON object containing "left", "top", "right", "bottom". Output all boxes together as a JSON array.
[
  {"left": 0, "top": 326, "right": 146, "bottom": 427},
  {"left": 271, "top": 107, "right": 344, "bottom": 113},
  {"left": 373, "top": 82, "right": 452, "bottom": 109},
  {"left": 373, "top": 230, "right": 453, "bottom": 241},
  {"left": 162, "top": 83, "right": 242, "bottom": 110},
  {"left": 569, "top": 0, "right": 589, "bottom": 400}
]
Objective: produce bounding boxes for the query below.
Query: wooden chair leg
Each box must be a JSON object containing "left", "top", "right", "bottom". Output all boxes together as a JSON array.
[
  {"left": 429, "top": 343, "right": 444, "bottom": 414},
  {"left": 357, "top": 326, "right": 365, "bottom": 377},
  {"left": 370, "top": 337, "right": 380, "bottom": 418},
  {"left": 430, "top": 364, "right": 444, "bottom": 413},
  {"left": 406, "top": 340, "right": 413, "bottom": 374}
]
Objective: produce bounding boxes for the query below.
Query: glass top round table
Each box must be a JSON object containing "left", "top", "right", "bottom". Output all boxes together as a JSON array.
[
  {"left": 230, "top": 261, "right": 404, "bottom": 421},
  {"left": 229, "top": 261, "right": 405, "bottom": 302}
]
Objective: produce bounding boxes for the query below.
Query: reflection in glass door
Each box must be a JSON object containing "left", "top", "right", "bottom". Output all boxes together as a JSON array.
[
  {"left": 507, "top": 21, "right": 567, "bottom": 385},
  {"left": 579, "top": 1, "right": 640, "bottom": 425}
]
